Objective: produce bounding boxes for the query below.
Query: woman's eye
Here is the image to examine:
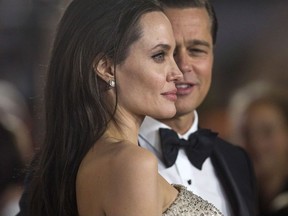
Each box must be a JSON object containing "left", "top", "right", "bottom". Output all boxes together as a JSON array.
[{"left": 152, "top": 52, "right": 165, "bottom": 62}]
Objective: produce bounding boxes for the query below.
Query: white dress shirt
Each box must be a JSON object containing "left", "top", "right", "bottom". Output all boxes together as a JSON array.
[{"left": 139, "top": 111, "right": 232, "bottom": 216}]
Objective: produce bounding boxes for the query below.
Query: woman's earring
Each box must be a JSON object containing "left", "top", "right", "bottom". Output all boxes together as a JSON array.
[{"left": 108, "top": 80, "right": 115, "bottom": 88}]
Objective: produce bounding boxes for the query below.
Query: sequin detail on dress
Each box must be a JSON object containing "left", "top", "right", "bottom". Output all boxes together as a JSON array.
[{"left": 163, "top": 184, "right": 224, "bottom": 216}]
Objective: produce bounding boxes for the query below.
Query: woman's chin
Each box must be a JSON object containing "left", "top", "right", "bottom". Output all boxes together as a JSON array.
[{"left": 150, "top": 109, "right": 176, "bottom": 120}]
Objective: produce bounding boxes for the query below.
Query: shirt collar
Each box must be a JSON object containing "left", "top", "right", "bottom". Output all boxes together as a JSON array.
[
  {"left": 179, "top": 111, "right": 198, "bottom": 140},
  {"left": 139, "top": 110, "right": 198, "bottom": 152}
]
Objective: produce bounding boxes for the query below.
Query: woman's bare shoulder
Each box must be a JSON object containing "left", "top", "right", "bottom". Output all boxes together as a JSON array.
[
  {"left": 112, "top": 141, "right": 158, "bottom": 170},
  {"left": 105, "top": 141, "right": 163, "bottom": 215},
  {"left": 76, "top": 141, "right": 162, "bottom": 215}
]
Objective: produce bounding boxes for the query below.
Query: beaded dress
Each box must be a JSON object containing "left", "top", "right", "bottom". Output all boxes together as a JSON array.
[{"left": 163, "top": 185, "right": 224, "bottom": 216}]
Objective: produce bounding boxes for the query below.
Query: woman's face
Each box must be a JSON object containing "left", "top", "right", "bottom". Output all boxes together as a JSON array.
[{"left": 116, "top": 11, "right": 182, "bottom": 119}]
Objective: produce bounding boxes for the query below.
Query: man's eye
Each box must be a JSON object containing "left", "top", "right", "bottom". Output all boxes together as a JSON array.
[
  {"left": 188, "top": 47, "right": 208, "bottom": 56},
  {"left": 189, "top": 48, "right": 204, "bottom": 53}
]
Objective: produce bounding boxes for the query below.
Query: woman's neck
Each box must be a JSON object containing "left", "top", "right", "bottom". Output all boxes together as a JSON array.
[{"left": 103, "top": 110, "right": 144, "bottom": 145}]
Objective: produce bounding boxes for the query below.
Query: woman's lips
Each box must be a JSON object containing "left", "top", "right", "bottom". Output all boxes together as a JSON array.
[{"left": 161, "top": 89, "right": 178, "bottom": 102}]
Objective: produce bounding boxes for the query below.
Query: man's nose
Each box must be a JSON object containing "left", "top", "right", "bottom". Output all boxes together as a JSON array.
[{"left": 176, "top": 52, "right": 192, "bottom": 73}]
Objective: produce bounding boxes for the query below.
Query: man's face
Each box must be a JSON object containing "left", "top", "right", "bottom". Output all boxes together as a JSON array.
[{"left": 164, "top": 7, "right": 214, "bottom": 117}]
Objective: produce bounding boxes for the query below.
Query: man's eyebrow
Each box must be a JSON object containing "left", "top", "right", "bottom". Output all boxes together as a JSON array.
[{"left": 185, "top": 39, "right": 211, "bottom": 48}]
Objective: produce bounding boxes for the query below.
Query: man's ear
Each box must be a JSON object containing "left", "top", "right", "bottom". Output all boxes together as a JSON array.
[{"left": 93, "top": 56, "right": 114, "bottom": 82}]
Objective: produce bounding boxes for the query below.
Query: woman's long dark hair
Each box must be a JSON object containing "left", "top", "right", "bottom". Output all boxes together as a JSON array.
[{"left": 26, "top": 0, "right": 162, "bottom": 215}]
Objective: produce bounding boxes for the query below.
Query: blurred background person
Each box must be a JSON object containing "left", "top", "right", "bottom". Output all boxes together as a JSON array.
[
  {"left": 0, "top": 1, "right": 62, "bottom": 212},
  {"left": 228, "top": 81, "right": 288, "bottom": 216},
  {"left": 0, "top": 81, "right": 34, "bottom": 216},
  {"left": 0, "top": 122, "right": 23, "bottom": 216}
]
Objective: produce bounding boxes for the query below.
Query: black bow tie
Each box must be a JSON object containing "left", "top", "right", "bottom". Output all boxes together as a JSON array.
[{"left": 159, "top": 128, "right": 218, "bottom": 170}]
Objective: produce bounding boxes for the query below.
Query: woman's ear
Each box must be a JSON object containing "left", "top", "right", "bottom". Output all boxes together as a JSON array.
[{"left": 93, "top": 56, "right": 115, "bottom": 83}]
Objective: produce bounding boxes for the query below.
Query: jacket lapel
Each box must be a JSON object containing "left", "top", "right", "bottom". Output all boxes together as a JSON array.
[{"left": 211, "top": 145, "right": 250, "bottom": 216}]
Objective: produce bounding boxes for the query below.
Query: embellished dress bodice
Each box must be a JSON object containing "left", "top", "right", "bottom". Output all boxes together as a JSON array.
[{"left": 163, "top": 185, "right": 224, "bottom": 216}]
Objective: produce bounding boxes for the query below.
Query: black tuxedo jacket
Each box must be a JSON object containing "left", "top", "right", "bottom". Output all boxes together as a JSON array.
[{"left": 211, "top": 136, "right": 258, "bottom": 216}]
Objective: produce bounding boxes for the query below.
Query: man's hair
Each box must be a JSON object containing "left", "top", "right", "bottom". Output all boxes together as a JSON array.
[{"left": 158, "top": 0, "right": 218, "bottom": 44}]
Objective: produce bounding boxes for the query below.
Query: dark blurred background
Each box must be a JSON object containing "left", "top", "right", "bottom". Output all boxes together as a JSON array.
[
  {"left": 1, "top": 0, "right": 288, "bottom": 137},
  {"left": 0, "top": 0, "right": 288, "bottom": 215},
  {"left": 199, "top": 0, "right": 288, "bottom": 139},
  {"left": 1, "top": 0, "right": 288, "bottom": 140}
]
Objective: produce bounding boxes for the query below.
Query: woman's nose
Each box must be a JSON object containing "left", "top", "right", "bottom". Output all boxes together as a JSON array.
[{"left": 168, "top": 63, "right": 183, "bottom": 82}]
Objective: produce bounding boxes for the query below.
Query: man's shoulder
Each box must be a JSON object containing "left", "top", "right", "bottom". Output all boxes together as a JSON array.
[
  {"left": 210, "top": 134, "right": 245, "bottom": 153},
  {"left": 209, "top": 133, "right": 250, "bottom": 163},
  {"left": 211, "top": 134, "right": 253, "bottom": 168}
]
